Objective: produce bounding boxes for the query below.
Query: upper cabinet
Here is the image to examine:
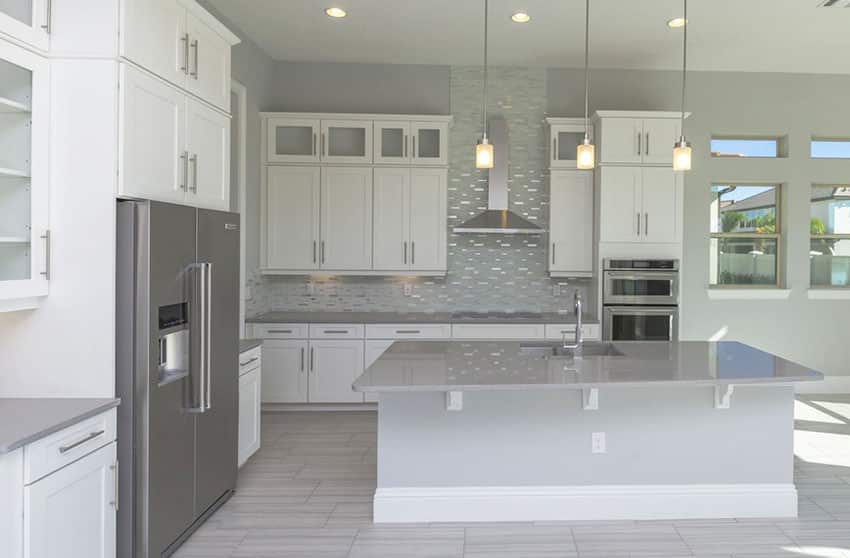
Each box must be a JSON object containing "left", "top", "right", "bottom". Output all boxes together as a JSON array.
[
  {"left": 546, "top": 117, "right": 592, "bottom": 169},
  {"left": 411, "top": 121, "right": 448, "bottom": 166},
  {"left": 0, "top": 39, "right": 49, "bottom": 312},
  {"left": 0, "top": 0, "right": 50, "bottom": 51},
  {"left": 549, "top": 171, "right": 593, "bottom": 277},
  {"left": 267, "top": 117, "right": 320, "bottom": 164},
  {"left": 598, "top": 166, "right": 682, "bottom": 244},
  {"left": 120, "top": 0, "right": 239, "bottom": 112},
  {"left": 321, "top": 119, "right": 373, "bottom": 164},
  {"left": 594, "top": 112, "right": 685, "bottom": 166}
]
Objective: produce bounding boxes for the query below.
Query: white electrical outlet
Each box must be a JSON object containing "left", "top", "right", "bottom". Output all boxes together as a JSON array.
[
  {"left": 591, "top": 432, "right": 606, "bottom": 454},
  {"left": 553, "top": 284, "right": 561, "bottom": 297},
  {"left": 306, "top": 281, "right": 315, "bottom": 295},
  {"left": 403, "top": 283, "right": 413, "bottom": 297}
]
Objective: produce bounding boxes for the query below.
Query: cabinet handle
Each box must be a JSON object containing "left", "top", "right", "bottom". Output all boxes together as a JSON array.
[
  {"left": 40, "top": 230, "right": 51, "bottom": 280},
  {"left": 313, "top": 133, "right": 317, "bottom": 156},
  {"left": 313, "top": 240, "right": 317, "bottom": 264},
  {"left": 41, "top": 0, "right": 52, "bottom": 33},
  {"left": 59, "top": 430, "right": 105, "bottom": 454},
  {"left": 412, "top": 136, "right": 416, "bottom": 158},
  {"left": 321, "top": 133, "right": 326, "bottom": 157},
  {"left": 552, "top": 242, "right": 556, "bottom": 265},
  {"left": 637, "top": 132, "right": 642, "bottom": 156},
  {"left": 268, "top": 329, "right": 292, "bottom": 334},
  {"left": 189, "top": 154, "right": 198, "bottom": 192},
  {"left": 395, "top": 330, "right": 421, "bottom": 334},
  {"left": 321, "top": 241, "right": 325, "bottom": 264},
  {"left": 645, "top": 132, "right": 650, "bottom": 156},
  {"left": 403, "top": 241, "right": 407, "bottom": 264},
  {"left": 323, "top": 330, "right": 349, "bottom": 334},
  {"left": 553, "top": 138, "right": 557, "bottom": 161},
  {"left": 300, "top": 347, "right": 305, "bottom": 371},
  {"left": 110, "top": 461, "right": 119, "bottom": 511},
  {"left": 240, "top": 357, "right": 259, "bottom": 367},
  {"left": 180, "top": 34, "right": 190, "bottom": 74},
  {"left": 180, "top": 151, "right": 189, "bottom": 191},
  {"left": 190, "top": 39, "right": 199, "bottom": 79},
  {"left": 404, "top": 135, "right": 408, "bottom": 158},
  {"left": 637, "top": 212, "right": 641, "bottom": 236},
  {"left": 310, "top": 347, "right": 315, "bottom": 371},
  {"left": 645, "top": 212, "right": 649, "bottom": 236},
  {"left": 411, "top": 241, "right": 415, "bottom": 265}
]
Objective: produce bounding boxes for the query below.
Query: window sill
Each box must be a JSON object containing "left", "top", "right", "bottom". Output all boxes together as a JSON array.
[
  {"left": 707, "top": 288, "right": 791, "bottom": 300},
  {"left": 808, "top": 289, "right": 850, "bottom": 300}
]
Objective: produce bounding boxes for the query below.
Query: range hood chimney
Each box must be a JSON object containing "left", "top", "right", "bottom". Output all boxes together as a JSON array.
[{"left": 453, "top": 117, "right": 544, "bottom": 234}]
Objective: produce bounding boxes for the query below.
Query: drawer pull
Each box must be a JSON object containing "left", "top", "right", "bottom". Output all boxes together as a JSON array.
[
  {"left": 395, "top": 330, "right": 421, "bottom": 334},
  {"left": 59, "top": 430, "right": 105, "bottom": 454},
  {"left": 323, "top": 330, "right": 349, "bottom": 334},
  {"left": 240, "top": 357, "right": 259, "bottom": 367},
  {"left": 268, "top": 329, "right": 293, "bottom": 334}
]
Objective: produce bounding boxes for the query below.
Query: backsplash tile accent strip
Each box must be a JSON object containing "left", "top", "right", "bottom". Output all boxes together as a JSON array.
[{"left": 247, "top": 66, "right": 594, "bottom": 316}]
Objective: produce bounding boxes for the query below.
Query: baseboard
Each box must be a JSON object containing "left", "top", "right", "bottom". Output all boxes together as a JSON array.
[
  {"left": 373, "top": 484, "right": 798, "bottom": 523},
  {"left": 795, "top": 376, "right": 850, "bottom": 395},
  {"left": 262, "top": 403, "right": 377, "bottom": 412}
]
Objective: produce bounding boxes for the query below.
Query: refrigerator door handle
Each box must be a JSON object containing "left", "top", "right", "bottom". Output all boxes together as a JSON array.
[
  {"left": 187, "top": 262, "right": 212, "bottom": 413},
  {"left": 202, "top": 262, "right": 213, "bottom": 410}
]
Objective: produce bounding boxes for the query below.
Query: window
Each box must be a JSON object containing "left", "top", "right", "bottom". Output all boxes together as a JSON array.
[
  {"left": 710, "top": 184, "right": 781, "bottom": 287},
  {"left": 710, "top": 137, "right": 784, "bottom": 158},
  {"left": 810, "top": 185, "right": 850, "bottom": 287},
  {"left": 811, "top": 139, "right": 850, "bottom": 159}
]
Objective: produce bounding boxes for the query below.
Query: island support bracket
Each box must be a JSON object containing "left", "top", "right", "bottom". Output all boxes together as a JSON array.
[
  {"left": 714, "top": 384, "right": 735, "bottom": 409},
  {"left": 582, "top": 388, "right": 599, "bottom": 410},
  {"left": 446, "top": 391, "right": 463, "bottom": 411}
]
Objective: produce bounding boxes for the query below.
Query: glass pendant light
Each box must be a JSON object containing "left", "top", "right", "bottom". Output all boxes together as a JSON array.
[
  {"left": 475, "top": 0, "right": 494, "bottom": 169},
  {"left": 576, "top": 0, "right": 595, "bottom": 170},
  {"left": 672, "top": 0, "right": 692, "bottom": 171}
]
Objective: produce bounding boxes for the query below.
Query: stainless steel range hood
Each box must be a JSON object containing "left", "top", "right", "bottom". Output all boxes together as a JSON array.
[{"left": 453, "top": 117, "right": 544, "bottom": 235}]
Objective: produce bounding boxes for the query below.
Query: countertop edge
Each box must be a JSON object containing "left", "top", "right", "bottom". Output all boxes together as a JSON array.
[
  {"left": 239, "top": 338, "right": 264, "bottom": 352},
  {"left": 0, "top": 398, "right": 121, "bottom": 456}
]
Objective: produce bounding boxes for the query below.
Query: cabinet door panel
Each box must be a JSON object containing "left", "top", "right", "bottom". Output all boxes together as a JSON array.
[
  {"left": 549, "top": 171, "right": 593, "bottom": 274},
  {"left": 261, "top": 340, "right": 308, "bottom": 403},
  {"left": 185, "top": 13, "right": 231, "bottom": 112},
  {"left": 411, "top": 121, "right": 448, "bottom": 166},
  {"left": 238, "top": 367, "right": 261, "bottom": 467},
  {"left": 0, "top": 0, "right": 49, "bottom": 51},
  {"left": 120, "top": 0, "right": 187, "bottom": 88},
  {"left": 320, "top": 167, "right": 373, "bottom": 270},
  {"left": 409, "top": 168, "right": 447, "bottom": 271},
  {"left": 599, "top": 167, "right": 640, "bottom": 243},
  {"left": 186, "top": 98, "right": 229, "bottom": 210},
  {"left": 118, "top": 64, "right": 186, "bottom": 204},
  {"left": 372, "top": 168, "right": 410, "bottom": 270},
  {"left": 266, "top": 166, "right": 320, "bottom": 270},
  {"left": 374, "top": 120, "right": 410, "bottom": 164},
  {"left": 321, "top": 119, "right": 372, "bottom": 164},
  {"left": 309, "top": 340, "right": 364, "bottom": 403},
  {"left": 641, "top": 167, "right": 680, "bottom": 244},
  {"left": 25, "top": 442, "right": 116, "bottom": 558},
  {"left": 598, "top": 118, "right": 642, "bottom": 165},
  {"left": 642, "top": 119, "right": 680, "bottom": 165},
  {"left": 266, "top": 118, "right": 320, "bottom": 163}
]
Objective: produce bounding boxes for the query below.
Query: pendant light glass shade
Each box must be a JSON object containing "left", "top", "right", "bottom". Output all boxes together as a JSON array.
[
  {"left": 476, "top": 138, "right": 494, "bottom": 169},
  {"left": 673, "top": 137, "right": 692, "bottom": 171},
  {"left": 577, "top": 136, "right": 595, "bottom": 170}
]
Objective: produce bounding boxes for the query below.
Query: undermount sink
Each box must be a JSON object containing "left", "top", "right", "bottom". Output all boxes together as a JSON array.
[{"left": 519, "top": 342, "right": 625, "bottom": 358}]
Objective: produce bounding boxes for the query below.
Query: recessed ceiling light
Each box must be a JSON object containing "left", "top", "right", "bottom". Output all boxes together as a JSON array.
[
  {"left": 511, "top": 12, "right": 531, "bottom": 23},
  {"left": 667, "top": 17, "right": 687, "bottom": 28},
  {"left": 325, "top": 7, "right": 346, "bottom": 18}
]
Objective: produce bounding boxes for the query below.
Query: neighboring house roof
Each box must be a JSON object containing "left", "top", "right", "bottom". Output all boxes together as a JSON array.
[{"left": 720, "top": 186, "right": 850, "bottom": 214}]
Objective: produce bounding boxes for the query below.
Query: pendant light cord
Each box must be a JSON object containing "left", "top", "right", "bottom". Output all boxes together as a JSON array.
[
  {"left": 482, "top": 0, "right": 489, "bottom": 140},
  {"left": 680, "top": 0, "right": 688, "bottom": 137},
  {"left": 583, "top": 0, "right": 590, "bottom": 138}
]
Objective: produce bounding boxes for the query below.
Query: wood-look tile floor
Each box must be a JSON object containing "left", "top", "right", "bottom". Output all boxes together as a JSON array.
[{"left": 175, "top": 395, "right": 850, "bottom": 557}]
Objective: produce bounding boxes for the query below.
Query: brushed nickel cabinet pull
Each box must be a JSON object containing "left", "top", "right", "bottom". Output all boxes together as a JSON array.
[
  {"left": 411, "top": 242, "right": 415, "bottom": 265},
  {"left": 268, "top": 329, "right": 292, "bottom": 334},
  {"left": 645, "top": 132, "right": 650, "bottom": 155},
  {"left": 637, "top": 132, "right": 642, "bottom": 156},
  {"left": 41, "top": 0, "right": 52, "bottom": 32},
  {"left": 403, "top": 242, "right": 407, "bottom": 264},
  {"left": 313, "top": 240, "right": 317, "bottom": 264},
  {"left": 300, "top": 347, "right": 305, "bottom": 371},
  {"left": 190, "top": 39, "right": 199, "bottom": 79},
  {"left": 240, "top": 357, "right": 259, "bottom": 367},
  {"left": 59, "top": 430, "right": 105, "bottom": 454},
  {"left": 552, "top": 243, "right": 555, "bottom": 265},
  {"left": 310, "top": 347, "right": 315, "bottom": 371},
  {"left": 180, "top": 151, "right": 189, "bottom": 191},
  {"left": 110, "top": 461, "right": 119, "bottom": 511},
  {"left": 40, "top": 231, "right": 51, "bottom": 279},
  {"left": 189, "top": 154, "right": 198, "bottom": 192},
  {"left": 395, "top": 330, "right": 421, "bottom": 334},
  {"left": 637, "top": 213, "right": 641, "bottom": 236},
  {"left": 180, "top": 34, "right": 190, "bottom": 74},
  {"left": 321, "top": 241, "right": 325, "bottom": 264},
  {"left": 645, "top": 212, "right": 649, "bottom": 235},
  {"left": 323, "top": 330, "right": 349, "bottom": 334}
]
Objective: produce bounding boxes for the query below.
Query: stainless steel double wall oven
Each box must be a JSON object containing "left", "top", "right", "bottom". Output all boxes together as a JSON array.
[{"left": 602, "top": 258, "right": 679, "bottom": 341}]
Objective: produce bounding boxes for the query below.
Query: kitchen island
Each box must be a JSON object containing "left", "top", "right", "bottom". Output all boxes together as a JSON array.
[{"left": 353, "top": 340, "right": 822, "bottom": 523}]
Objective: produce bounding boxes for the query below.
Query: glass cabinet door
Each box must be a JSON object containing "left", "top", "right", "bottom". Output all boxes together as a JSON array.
[
  {"left": 411, "top": 121, "right": 447, "bottom": 166},
  {"left": 0, "top": 40, "right": 49, "bottom": 310},
  {"left": 550, "top": 124, "right": 589, "bottom": 168},
  {"left": 0, "top": 0, "right": 49, "bottom": 51},
  {"left": 374, "top": 120, "right": 410, "bottom": 164},
  {"left": 266, "top": 117, "right": 320, "bottom": 163},
  {"left": 320, "top": 119, "right": 372, "bottom": 164}
]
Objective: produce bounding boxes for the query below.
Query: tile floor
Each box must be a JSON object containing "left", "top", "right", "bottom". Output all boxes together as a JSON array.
[{"left": 175, "top": 395, "right": 850, "bottom": 557}]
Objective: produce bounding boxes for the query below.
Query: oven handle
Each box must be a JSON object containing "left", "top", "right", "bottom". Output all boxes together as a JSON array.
[
  {"left": 604, "top": 306, "right": 679, "bottom": 315},
  {"left": 604, "top": 271, "right": 679, "bottom": 281}
]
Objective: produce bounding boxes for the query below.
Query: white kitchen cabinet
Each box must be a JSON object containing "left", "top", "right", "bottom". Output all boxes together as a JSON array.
[
  {"left": 374, "top": 119, "right": 448, "bottom": 166},
  {"left": 373, "top": 167, "right": 447, "bottom": 272},
  {"left": 374, "top": 120, "right": 411, "bottom": 164},
  {"left": 0, "top": 0, "right": 49, "bottom": 51},
  {"left": 321, "top": 119, "right": 372, "bottom": 164},
  {"left": 265, "top": 166, "right": 320, "bottom": 271},
  {"left": 120, "top": 0, "right": 237, "bottom": 112},
  {"left": 411, "top": 121, "right": 448, "bottom": 166},
  {"left": 262, "top": 339, "right": 308, "bottom": 403},
  {"left": 595, "top": 113, "right": 682, "bottom": 166},
  {"left": 186, "top": 97, "right": 230, "bottom": 210},
  {"left": 266, "top": 117, "right": 320, "bottom": 163},
  {"left": 119, "top": 64, "right": 230, "bottom": 211},
  {"left": 547, "top": 118, "right": 591, "bottom": 169},
  {"left": 642, "top": 119, "right": 681, "bottom": 165},
  {"left": 549, "top": 170, "right": 593, "bottom": 277},
  {"left": 309, "top": 339, "right": 365, "bottom": 403},
  {"left": 0, "top": 39, "right": 49, "bottom": 312},
  {"left": 320, "top": 166, "right": 373, "bottom": 270},
  {"left": 598, "top": 166, "right": 681, "bottom": 244},
  {"left": 238, "top": 365, "right": 262, "bottom": 467},
  {"left": 24, "top": 442, "right": 117, "bottom": 558}
]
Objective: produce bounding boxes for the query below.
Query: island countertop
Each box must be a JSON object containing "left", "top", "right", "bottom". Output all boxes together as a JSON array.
[
  {"left": 247, "top": 310, "right": 599, "bottom": 325},
  {"left": 353, "top": 341, "right": 823, "bottom": 392}
]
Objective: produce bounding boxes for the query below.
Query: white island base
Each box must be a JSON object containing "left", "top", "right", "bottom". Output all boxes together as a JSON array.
[{"left": 372, "top": 385, "right": 797, "bottom": 523}]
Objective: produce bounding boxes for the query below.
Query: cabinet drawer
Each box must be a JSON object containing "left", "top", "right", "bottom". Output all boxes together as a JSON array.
[
  {"left": 24, "top": 409, "right": 117, "bottom": 484},
  {"left": 451, "top": 324, "right": 545, "bottom": 340},
  {"left": 252, "top": 323, "right": 309, "bottom": 339},
  {"left": 365, "top": 324, "right": 451, "bottom": 340},
  {"left": 309, "top": 324, "right": 365, "bottom": 339},
  {"left": 545, "top": 323, "right": 601, "bottom": 341},
  {"left": 239, "top": 346, "right": 262, "bottom": 376}
]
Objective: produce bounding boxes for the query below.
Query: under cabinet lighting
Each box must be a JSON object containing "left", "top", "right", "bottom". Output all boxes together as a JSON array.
[
  {"left": 325, "top": 7, "right": 347, "bottom": 18},
  {"left": 667, "top": 17, "right": 687, "bottom": 28},
  {"left": 511, "top": 12, "right": 531, "bottom": 23}
]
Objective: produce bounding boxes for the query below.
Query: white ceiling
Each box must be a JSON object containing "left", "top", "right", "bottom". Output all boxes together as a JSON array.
[{"left": 206, "top": 0, "right": 850, "bottom": 74}]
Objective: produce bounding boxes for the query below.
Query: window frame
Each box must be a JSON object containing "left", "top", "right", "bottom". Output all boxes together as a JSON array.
[
  {"left": 810, "top": 184, "right": 850, "bottom": 289},
  {"left": 709, "top": 183, "right": 783, "bottom": 289},
  {"left": 810, "top": 138, "right": 850, "bottom": 160},
  {"left": 709, "top": 136, "right": 787, "bottom": 159}
]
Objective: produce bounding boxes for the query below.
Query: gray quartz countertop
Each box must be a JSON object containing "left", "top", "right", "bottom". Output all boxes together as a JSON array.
[
  {"left": 247, "top": 311, "right": 598, "bottom": 325},
  {"left": 0, "top": 398, "right": 120, "bottom": 455},
  {"left": 353, "top": 341, "right": 823, "bottom": 392},
  {"left": 239, "top": 338, "right": 263, "bottom": 352}
]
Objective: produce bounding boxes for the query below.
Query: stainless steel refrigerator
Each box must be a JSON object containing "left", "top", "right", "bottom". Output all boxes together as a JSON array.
[{"left": 116, "top": 200, "right": 240, "bottom": 558}]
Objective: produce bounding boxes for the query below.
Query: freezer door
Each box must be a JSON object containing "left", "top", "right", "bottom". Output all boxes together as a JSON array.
[
  {"left": 144, "top": 202, "right": 199, "bottom": 557},
  {"left": 193, "top": 209, "right": 240, "bottom": 516}
]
